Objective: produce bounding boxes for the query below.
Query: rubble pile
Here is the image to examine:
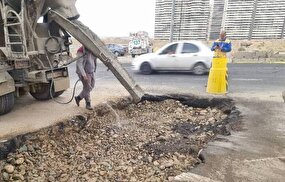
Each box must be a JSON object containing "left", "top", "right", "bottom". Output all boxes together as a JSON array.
[{"left": 0, "top": 98, "right": 238, "bottom": 181}]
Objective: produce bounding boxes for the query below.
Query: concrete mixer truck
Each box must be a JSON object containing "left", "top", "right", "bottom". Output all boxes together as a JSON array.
[{"left": 0, "top": 0, "right": 144, "bottom": 115}]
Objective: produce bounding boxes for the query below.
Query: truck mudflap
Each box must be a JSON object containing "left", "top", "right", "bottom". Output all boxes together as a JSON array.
[
  {"left": 0, "top": 71, "right": 15, "bottom": 96},
  {"left": 27, "top": 67, "right": 69, "bottom": 99},
  {"left": 53, "top": 77, "right": 69, "bottom": 92},
  {"left": 48, "top": 10, "right": 145, "bottom": 103}
]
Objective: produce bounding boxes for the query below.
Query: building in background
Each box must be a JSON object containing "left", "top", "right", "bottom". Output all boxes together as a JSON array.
[
  {"left": 154, "top": 0, "right": 172, "bottom": 40},
  {"left": 154, "top": 0, "right": 210, "bottom": 40},
  {"left": 209, "top": 0, "right": 225, "bottom": 40},
  {"left": 251, "top": 0, "right": 285, "bottom": 39},
  {"left": 210, "top": 0, "right": 285, "bottom": 39},
  {"left": 155, "top": 0, "right": 285, "bottom": 40},
  {"left": 222, "top": 0, "right": 256, "bottom": 39},
  {"left": 221, "top": 0, "right": 285, "bottom": 39}
]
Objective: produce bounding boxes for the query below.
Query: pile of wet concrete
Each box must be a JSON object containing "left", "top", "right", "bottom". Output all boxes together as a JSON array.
[{"left": 0, "top": 95, "right": 240, "bottom": 181}]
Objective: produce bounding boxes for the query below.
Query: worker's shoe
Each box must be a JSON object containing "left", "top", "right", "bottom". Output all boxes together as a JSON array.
[
  {"left": 75, "top": 96, "right": 81, "bottom": 106},
  {"left": 86, "top": 102, "right": 93, "bottom": 110}
]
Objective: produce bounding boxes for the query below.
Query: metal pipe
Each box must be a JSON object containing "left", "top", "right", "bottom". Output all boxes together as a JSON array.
[{"left": 62, "top": 54, "right": 84, "bottom": 67}]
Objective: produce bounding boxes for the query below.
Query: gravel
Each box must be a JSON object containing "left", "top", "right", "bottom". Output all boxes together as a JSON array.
[{"left": 0, "top": 97, "right": 239, "bottom": 181}]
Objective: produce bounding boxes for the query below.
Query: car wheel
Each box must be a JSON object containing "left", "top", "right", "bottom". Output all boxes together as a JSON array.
[
  {"left": 114, "top": 51, "right": 120, "bottom": 57},
  {"left": 193, "top": 63, "right": 206, "bottom": 75},
  {"left": 132, "top": 54, "right": 135, "bottom": 58},
  {"left": 140, "top": 62, "right": 153, "bottom": 75}
]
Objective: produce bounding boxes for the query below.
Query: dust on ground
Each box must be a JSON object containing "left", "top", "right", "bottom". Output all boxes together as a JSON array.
[{"left": 0, "top": 96, "right": 240, "bottom": 181}]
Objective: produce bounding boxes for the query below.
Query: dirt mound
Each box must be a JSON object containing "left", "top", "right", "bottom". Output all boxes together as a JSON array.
[{"left": 0, "top": 96, "right": 240, "bottom": 181}]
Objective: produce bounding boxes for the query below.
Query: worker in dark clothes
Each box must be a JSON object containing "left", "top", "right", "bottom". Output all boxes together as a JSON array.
[{"left": 75, "top": 46, "right": 97, "bottom": 110}]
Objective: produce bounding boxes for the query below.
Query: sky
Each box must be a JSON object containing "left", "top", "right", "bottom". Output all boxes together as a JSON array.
[{"left": 76, "top": 0, "right": 156, "bottom": 38}]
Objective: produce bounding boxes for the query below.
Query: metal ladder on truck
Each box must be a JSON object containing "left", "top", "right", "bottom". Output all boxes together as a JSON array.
[
  {"left": 48, "top": 10, "right": 145, "bottom": 103},
  {"left": 2, "top": 0, "right": 28, "bottom": 59}
]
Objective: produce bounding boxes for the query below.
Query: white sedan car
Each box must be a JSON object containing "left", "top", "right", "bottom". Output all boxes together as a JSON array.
[{"left": 132, "top": 41, "right": 213, "bottom": 75}]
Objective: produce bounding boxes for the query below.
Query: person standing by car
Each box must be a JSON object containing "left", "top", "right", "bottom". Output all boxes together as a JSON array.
[
  {"left": 74, "top": 46, "right": 97, "bottom": 110},
  {"left": 211, "top": 31, "right": 232, "bottom": 57}
]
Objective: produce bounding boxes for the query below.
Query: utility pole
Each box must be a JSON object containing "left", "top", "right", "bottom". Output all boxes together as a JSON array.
[
  {"left": 281, "top": 17, "right": 285, "bottom": 39},
  {"left": 178, "top": 0, "right": 183, "bottom": 41},
  {"left": 170, "top": 0, "right": 176, "bottom": 42},
  {"left": 249, "top": 0, "right": 258, "bottom": 40}
]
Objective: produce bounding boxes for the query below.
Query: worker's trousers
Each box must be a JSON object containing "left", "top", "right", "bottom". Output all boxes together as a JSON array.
[{"left": 78, "top": 73, "right": 95, "bottom": 102}]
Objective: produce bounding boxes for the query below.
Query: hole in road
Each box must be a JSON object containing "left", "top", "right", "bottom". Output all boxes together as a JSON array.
[{"left": 0, "top": 94, "right": 241, "bottom": 181}]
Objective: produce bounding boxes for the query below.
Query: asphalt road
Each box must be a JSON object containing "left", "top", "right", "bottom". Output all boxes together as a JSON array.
[{"left": 69, "top": 61, "right": 285, "bottom": 95}]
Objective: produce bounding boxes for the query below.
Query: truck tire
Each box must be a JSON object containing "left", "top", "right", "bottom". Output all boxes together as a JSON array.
[
  {"left": 30, "top": 83, "right": 64, "bottom": 101},
  {"left": 0, "top": 92, "right": 15, "bottom": 115}
]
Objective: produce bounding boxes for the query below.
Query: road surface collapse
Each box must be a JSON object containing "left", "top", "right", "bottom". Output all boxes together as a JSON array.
[{"left": 0, "top": 95, "right": 240, "bottom": 181}]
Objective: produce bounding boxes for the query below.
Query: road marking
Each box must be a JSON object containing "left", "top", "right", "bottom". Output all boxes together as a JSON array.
[{"left": 232, "top": 78, "right": 263, "bottom": 81}]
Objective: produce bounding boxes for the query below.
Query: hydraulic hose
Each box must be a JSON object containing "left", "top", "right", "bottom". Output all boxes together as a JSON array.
[{"left": 46, "top": 54, "right": 80, "bottom": 104}]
